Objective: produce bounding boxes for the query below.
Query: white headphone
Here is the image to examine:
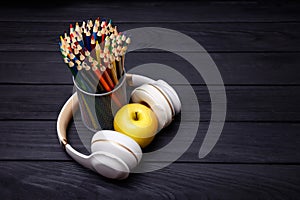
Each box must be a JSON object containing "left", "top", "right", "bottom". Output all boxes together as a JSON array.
[{"left": 57, "top": 73, "right": 181, "bottom": 179}]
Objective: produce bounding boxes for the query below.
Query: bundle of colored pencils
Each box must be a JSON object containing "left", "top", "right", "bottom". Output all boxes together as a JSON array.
[{"left": 59, "top": 17, "right": 131, "bottom": 93}]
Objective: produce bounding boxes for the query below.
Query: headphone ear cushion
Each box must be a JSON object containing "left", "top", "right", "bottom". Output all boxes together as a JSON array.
[
  {"left": 154, "top": 80, "right": 181, "bottom": 115},
  {"left": 91, "top": 130, "right": 142, "bottom": 171},
  {"left": 131, "top": 85, "right": 172, "bottom": 131}
]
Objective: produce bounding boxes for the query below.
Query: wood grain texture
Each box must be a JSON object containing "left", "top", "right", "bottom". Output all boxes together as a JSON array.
[
  {"left": 0, "top": 1, "right": 299, "bottom": 199},
  {"left": 0, "top": 121, "right": 299, "bottom": 163},
  {"left": 0, "top": 1, "right": 299, "bottom": 22},
  {"left": 0, "top": 85, "right": 299, "bottom": 122},
  {"left": 1, "top": 22, "right": 299, "bottom": 52},
  {"left": 0, "top": 52, "right": 299, "bottom": 85},
  {"left": 0, "top": 161, "right": 299, "bottom": 200}
]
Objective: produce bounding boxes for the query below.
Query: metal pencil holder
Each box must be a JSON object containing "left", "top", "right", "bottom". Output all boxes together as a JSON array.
[{"left": 73, "top": 74, "right": 127, "bottom": 132}]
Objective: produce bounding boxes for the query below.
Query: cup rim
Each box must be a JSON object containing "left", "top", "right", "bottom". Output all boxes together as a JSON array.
[{"left": 73, "top": 72, "right": 127, "bottom": 97}]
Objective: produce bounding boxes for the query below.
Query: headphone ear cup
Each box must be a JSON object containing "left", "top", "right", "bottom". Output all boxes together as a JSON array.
[
  {"left": 90, "top": 151, "right": 130, "bottom": 180},
  {"left": 131, "top": 84, "right": 172, "bottom": 131},
  {"left": 91, "top": 130, "right": 142, "bottom": 171},
  {"left": 154, "top": 80, "right": 181, "bottom": 115}
]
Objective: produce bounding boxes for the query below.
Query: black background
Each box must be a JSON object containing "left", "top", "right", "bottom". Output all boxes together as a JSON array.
[{"left": 0, "top": 1, "right": 299, "bottom": 199}]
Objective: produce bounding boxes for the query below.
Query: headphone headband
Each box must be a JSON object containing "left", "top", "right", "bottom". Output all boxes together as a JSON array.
[
  {"left": 126, "top": 73, "right": 155, "bottom": 87},
  {"left": 57, "top": 92, "right": 78, "bottom": 146}
]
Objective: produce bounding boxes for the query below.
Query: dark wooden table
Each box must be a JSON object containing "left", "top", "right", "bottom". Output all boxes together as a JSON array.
[{"left": 0, "top": 1, "right": 300, "bottom": 199}]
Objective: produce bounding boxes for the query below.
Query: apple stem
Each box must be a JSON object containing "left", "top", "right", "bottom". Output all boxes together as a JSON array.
[{"left": 135, "top": 112, "right": 138, "bottom": 121}]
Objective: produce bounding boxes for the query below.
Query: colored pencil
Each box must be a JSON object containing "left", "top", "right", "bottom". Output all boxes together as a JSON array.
[{"left": 59, "top": 17, "right": 130, "bottom": 129}]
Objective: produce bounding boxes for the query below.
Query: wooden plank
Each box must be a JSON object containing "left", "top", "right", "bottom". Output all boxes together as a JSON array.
[
  {"left": 0, "top": 1, "right": 300, "bottom": 22},
  {"left": 0, "top": 22, "right": 300, "bottom": 52},
  {"left": 0, "top": 121, "right": 299, "bottom": 163},
  {"left": 0, "top": 161, "right": 299, "bottom": 199},
  {"left": 0, "top": 85, "right": 299, "bottom": 122},
  {"left": 1, "top": 2, "right": 299, "bottom": 199},
  {"left": 0, "top": 52, "right": 299, "bottom": 85}
]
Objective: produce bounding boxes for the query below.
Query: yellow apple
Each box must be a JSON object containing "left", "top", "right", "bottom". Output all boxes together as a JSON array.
[{"left": 113, "top": 103, "right": 158, "bottom": 148}]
